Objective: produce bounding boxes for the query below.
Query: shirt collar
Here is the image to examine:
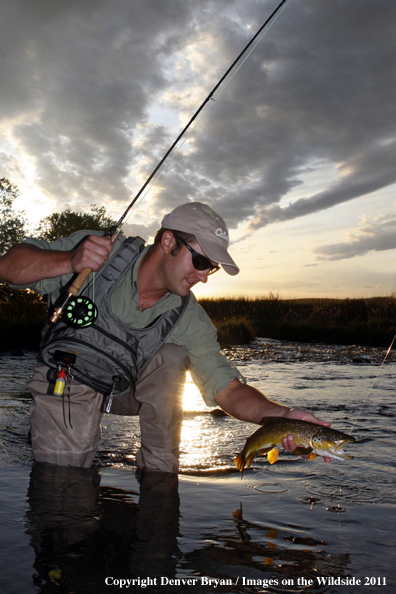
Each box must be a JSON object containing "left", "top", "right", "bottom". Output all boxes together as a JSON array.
[{"left": 131, "top": 243, "right": 182, "bottom": 310}]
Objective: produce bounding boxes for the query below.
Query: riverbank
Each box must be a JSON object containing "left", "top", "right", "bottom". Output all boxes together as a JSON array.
[
  {"left": 200, "top": 295, "right": 396, "bottom": 347},
  {"left": 0, "top": 295, "right": 395, "bottom": 351}
]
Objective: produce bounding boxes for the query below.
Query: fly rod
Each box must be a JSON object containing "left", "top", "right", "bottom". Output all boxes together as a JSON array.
[{"left": 50, "top": 0, "right": 289, "bottom": 325}]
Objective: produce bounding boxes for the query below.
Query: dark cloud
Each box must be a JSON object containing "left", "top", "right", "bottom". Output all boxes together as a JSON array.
[
  {"left": 242, "top": 140, "right": 396, "bottom": 231},
  {"left": 1, "top": 0, "right": 197, "bottom": 208},
  {"left": 188, "top": 0, "right": 396, "bottom": 230},
  {"left": 1, "top": 0, "right": 395, "bottom": 237}
]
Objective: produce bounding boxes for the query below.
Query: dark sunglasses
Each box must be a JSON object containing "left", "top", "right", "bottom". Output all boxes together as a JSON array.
[{"left": 175, "top": 235, "right": 220, "bottom": 275}]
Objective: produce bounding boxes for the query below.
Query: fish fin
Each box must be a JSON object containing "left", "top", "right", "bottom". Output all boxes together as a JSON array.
[
  {"left": 308, "top": 453, "right": 317, "bottom": 460},
  {"left": 233, "top": 453, "right": 245, "bottom": 472},
  {"left": 267, "top": 448, "right": 279, "bottom": 464},
  {"left": 258, "top": 446, "right": 273, "bottom": 456},
  {"left": 234, "top": 450, "right": 259, "bottom": 474},
  {"left": 245, "top": 451, "right": 257, "bottom": 469},
  {"left": 48, "top": 568, "right": 62, "bottom": 586},
  {"left": 260, "top": 417, "right": 285, "bottom": 427},
  {"left": 294, "top": 446, "right": 313, "bottom": 456},
  {"left": 232, "top": 504, "right": 243, "bottom": 520}
]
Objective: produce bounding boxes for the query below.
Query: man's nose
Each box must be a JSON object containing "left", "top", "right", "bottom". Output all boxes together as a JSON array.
[{"left": 196, "top": 269, "right": 209, "bottom": 283}]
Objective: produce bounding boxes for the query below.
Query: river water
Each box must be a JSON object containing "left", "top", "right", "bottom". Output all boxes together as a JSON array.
[{"left": 0, "top": 339, "right": 395, "bottom": 594}]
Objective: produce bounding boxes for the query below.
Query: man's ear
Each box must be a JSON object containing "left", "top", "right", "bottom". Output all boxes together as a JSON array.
[{"left": 160, "top": 230, "right": 176, "bottom": 254}]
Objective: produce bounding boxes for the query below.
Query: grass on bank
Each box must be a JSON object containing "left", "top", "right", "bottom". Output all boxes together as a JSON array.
[
  {"left": 0, "top": 294, "right": 395, "bottom": 351},
  {"left": 199, "top": 295, "right": 396, "bottom": 347}
]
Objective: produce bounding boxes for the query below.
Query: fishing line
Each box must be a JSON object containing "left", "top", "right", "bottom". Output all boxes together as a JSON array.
[
  {"left": 50, "top": 0, "right": 291, "bottom": 325},
  {"left": 112, "top": 0, "right": 291, "bottom": 233},
  {"left": 349, "top": 334, "right": 396, "bottom": 435},
  {"left": 120, "top": 0, "right": 292, "bottom": 229}
]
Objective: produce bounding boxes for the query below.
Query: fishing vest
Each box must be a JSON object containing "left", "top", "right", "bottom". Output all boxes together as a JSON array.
[{"left": 39, "top": 237, "right": 190, "bottom": 398}]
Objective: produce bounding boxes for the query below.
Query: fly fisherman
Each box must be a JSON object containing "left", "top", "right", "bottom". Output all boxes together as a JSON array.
[{"left": 0, "top": 202, "right": 330, "bottom": 471}]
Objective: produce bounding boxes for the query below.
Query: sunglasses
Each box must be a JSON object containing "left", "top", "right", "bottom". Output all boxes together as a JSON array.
[{"left": 175, "top": 235, "right": 220, "bottom": 275}]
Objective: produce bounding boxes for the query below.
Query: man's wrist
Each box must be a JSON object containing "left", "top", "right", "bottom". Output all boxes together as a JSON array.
[{"left": 259, "top": 407, "right": 292, "bottom": 424}]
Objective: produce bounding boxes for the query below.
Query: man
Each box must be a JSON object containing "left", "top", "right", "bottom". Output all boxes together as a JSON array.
[{"left": 0, "top": 202, "right": 330, "bottom": 472}]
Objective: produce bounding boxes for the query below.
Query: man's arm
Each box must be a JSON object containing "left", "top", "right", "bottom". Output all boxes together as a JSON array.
[
  {"left": 214, "top": 378, "right": 332, "bottom": 462},
  {"left": 0, "top": 235, "right": 114, "bottom": 286}
]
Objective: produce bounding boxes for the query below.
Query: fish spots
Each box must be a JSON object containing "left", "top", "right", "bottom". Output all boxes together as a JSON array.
[{"left": 234, "top": 417, "right": 355, "bottom": 473}]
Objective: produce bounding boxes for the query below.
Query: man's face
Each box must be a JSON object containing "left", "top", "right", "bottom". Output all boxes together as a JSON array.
[{"left": 162, "top": 234, "right": 217, "bottom": 296}]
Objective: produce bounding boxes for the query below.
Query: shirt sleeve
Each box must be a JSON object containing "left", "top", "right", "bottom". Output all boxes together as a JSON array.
[
  {"left": 168, "top": 294, "right": 246, "bottom": 407},
  {"left": 10, "top": 231, "right": 124, "bottom": 302}
]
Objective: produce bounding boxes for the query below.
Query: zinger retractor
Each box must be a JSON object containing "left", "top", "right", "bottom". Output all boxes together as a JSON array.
[{"left": 64, "top": 296, "right": 98, "bottom": 328}]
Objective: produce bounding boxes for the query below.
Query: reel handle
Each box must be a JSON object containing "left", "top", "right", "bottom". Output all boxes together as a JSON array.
[
  {"left": 49, "top": 233, "right": 118, "bottom": 325},
  {"left": 49, "top": 267, "right": 92, "bottom": 324}
]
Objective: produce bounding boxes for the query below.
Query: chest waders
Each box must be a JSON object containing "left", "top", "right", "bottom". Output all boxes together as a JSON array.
[{"left": 39, "top": 237, "right": 190, "bottom": 406}]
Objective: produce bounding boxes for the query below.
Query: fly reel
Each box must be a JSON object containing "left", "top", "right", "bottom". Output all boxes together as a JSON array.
[{"left": 64, "top": 296, "right": 98, "bottom": 328}]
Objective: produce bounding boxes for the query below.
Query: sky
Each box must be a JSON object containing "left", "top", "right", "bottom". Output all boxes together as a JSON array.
[{"left": 1, "top": 0, "right": 395, "bottom": 299}]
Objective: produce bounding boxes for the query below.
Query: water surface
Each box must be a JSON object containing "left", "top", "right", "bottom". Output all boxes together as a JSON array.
[{"left": 0, "top": 340, "right": 395, "bottom": 593}]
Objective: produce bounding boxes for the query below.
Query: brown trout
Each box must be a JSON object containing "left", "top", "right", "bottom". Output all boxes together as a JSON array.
[{"left": 234, "top": 417, "right": 355, "bottom": 473}]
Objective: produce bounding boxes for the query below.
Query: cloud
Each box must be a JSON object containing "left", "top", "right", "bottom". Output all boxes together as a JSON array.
[
  {"left": 242, "top": 140, "right": 396, "bottom": 231},
  {"left": 0, "top": 0, "right": 395, "bottom": 237},
  {"left": 1, "top": 0, "right": 196, "bottom": 208},
  {"left": 313, "top": 214, "right": 396, "bottom": 261}
]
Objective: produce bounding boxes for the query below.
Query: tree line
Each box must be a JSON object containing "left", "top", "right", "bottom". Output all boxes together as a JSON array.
[
  {"left": 1, "top": 178, "right": 395, "bottom": 350},
  {"left": 0, "top": 177, "right": 116, "bottom": 303}
]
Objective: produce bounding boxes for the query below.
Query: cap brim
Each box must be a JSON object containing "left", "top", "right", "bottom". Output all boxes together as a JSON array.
[{"left": 196, "top": 237, "right": 240, "bottom": 276}]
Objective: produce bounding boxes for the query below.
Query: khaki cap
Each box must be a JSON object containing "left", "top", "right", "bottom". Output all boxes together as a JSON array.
[{"left": 161, "top": 202, "right": 239, "bottom": 276}]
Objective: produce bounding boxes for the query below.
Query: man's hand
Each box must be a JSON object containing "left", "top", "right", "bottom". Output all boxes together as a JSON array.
[
  {"left": 69, "top": 235, "right": 114, "bottom": 273},
  {"left": 0, "top": 235, "right": 115, "bottom": 286},
  {"left": 281, "top": 408, "right": 332, "bottom": 463},
  {"left": 214, "top": 380, "right": 332, "bottom": 463}
]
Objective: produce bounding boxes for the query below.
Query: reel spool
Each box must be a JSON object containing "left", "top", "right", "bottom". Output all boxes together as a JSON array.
[{"left": 64, "top": 296, "right": 98, "bottom": 328}]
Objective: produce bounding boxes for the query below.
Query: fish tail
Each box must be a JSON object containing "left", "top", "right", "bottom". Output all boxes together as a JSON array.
[
  {"left": 245, "top": 451, "right": 257, "bottom": 468},
  {"left": 234, "top": 453, "right": 245, "bottom": 472}
]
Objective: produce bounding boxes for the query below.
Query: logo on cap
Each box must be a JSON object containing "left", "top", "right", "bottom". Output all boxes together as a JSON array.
[{"left": 215, "top": 228, "right": 229, "bottom": 242}]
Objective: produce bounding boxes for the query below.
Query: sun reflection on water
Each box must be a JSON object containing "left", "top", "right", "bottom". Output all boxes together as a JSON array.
[
  {"left": 180, "top": 373, "right": 221, "bottom": 471},
  {"left": 182, "top": 372, "right": 207, "bottom": 412}
]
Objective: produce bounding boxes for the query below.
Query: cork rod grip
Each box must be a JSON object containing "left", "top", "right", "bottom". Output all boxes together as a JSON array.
[{"left": 68, "top": 267, "right": 93, "bottom": 296}]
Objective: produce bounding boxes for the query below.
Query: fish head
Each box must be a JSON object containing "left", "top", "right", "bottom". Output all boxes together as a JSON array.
[{"left": 312, "top": 430, "right": 356, "bottom": 461}]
